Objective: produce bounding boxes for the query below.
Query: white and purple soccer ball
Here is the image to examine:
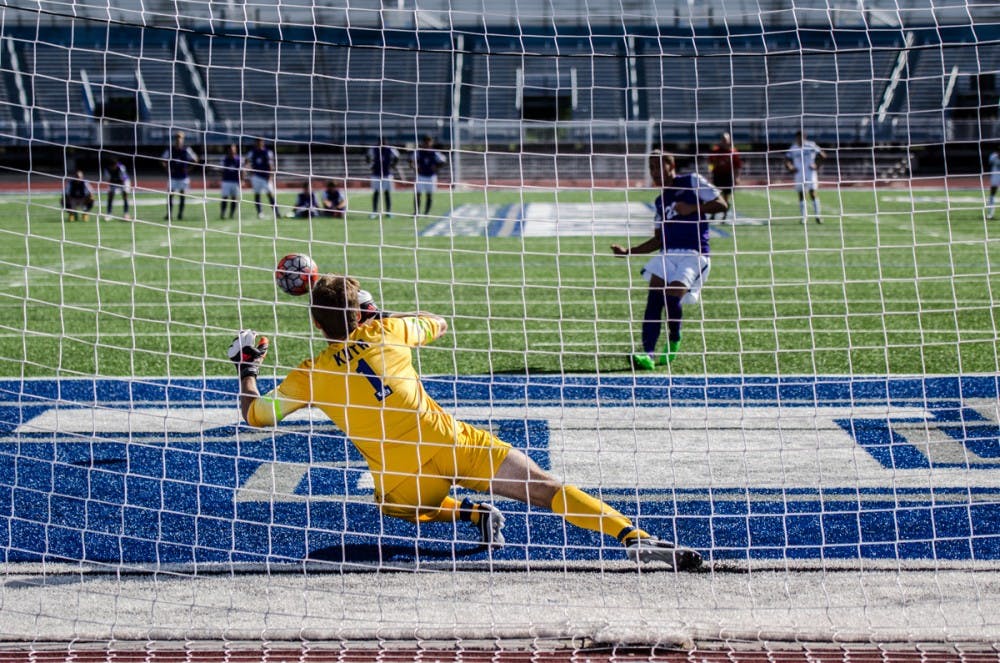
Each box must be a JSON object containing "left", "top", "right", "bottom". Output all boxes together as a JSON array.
[{"left": 275, "top": 253, "right": 319, "bottom": 296}]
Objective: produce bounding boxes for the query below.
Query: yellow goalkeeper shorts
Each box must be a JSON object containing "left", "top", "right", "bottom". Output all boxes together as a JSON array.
[{"left": 376, "top": 421, "right": 512, "bottom": 522}]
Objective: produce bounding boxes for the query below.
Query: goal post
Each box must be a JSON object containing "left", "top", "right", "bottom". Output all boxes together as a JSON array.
[{"left": 1, "top": 0, "right": 1000, "bottom": 656}]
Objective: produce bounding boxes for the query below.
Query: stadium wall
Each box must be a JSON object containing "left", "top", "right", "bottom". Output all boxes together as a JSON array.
[{"left": 0, "top": 21, "right": 997, "bottom": 185}]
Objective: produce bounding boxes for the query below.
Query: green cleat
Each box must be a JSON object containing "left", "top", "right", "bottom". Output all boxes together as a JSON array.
[
  {"left": 656, "top": 338, "right": 681, "bottom": 365},
  {"left": 631, "top": 353, "right": 656, "bottom": 370}
]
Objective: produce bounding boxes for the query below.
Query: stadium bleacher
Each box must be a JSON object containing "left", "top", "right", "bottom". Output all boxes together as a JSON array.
[
  {"left": 0, "top": 5, "right": 996, "bottom": 179},
  {"left": 18, "top": 40, "right": 95, "bottom": 144}
]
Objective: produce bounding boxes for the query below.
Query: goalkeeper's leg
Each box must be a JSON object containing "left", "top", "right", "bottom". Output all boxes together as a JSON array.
[{"left": 488, "top": 449, "right": 701, "bottom": 568}]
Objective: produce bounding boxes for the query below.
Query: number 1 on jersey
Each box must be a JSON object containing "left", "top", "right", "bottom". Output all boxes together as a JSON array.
[{"left": 356, "top": 358, "right": 394, "bottom": 401}]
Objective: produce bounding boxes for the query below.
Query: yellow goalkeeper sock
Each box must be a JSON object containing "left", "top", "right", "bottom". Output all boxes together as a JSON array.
[{"left": 551, "top": 485, "right": 648, "bottom": 542}]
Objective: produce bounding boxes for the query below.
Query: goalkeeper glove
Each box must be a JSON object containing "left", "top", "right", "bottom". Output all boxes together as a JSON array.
[
  {"left": 228, "top": 329, "right": 269, "bottom": 379},
  {"left": 358, "top": 288, "right": 382, "bottom": 322}
]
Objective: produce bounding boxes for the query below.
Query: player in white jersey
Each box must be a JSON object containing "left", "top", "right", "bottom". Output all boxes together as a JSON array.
[
  {"left": 987, "top": 150, "right": 1000, "bottom": 220},
  {"left": 784, "top": 130, "right": 826, "bottom": 224}
]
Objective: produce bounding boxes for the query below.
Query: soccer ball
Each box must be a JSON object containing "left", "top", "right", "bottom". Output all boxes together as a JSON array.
[{"left": 275, "top": 253, "right": 319, "bottom": 296}]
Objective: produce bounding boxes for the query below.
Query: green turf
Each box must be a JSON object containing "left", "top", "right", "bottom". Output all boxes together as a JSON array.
[{"left": 1, "top": 185, "right": 998, "bottom": 378}]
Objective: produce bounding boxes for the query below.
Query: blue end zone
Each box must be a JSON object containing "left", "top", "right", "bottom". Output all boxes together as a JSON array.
[{"left": 0, "top": 376, "right": 998, "bottom": 566}]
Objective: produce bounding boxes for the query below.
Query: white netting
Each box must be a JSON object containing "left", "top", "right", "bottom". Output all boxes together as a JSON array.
[{"left": 1, "top": 0, "right": 1000, "bottom": 652}]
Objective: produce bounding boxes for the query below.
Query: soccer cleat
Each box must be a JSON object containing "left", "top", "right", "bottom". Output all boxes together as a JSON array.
[
  {"left": 368, "top": 212, "right": 378, "bottom": 219},
  {"left": 625, "top": 536, "right": 702, "bottom": 570},
  {"left": 474, "top": 503, "right": 506, "bottom": 549},
  {"left": 656, "top": 339, "right": 681, "bottom": 366},
  {"left": 631, "top": 353, "right": 656, "bottom": 371},
  {"left": 814, "top": 217, "right": 823, "bottom": 224},
  {"left": 257, "top": 212, "right": 265, "bottom": 219}
]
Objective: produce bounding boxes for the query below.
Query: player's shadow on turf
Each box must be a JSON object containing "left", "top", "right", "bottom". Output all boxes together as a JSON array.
[{"left": 308, "top": 543, "right": 488, "bottom": 564}]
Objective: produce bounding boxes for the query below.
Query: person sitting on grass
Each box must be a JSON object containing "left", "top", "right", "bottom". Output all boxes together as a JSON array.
[
  {"left": 321, "top": 180, "right": 347, "bottom": 218},
  {"left": 63, "top": 170, "right": 95, "bottom": 222},
  {"left": 290, "top": 180, "right": 319, "bottom": 218}
]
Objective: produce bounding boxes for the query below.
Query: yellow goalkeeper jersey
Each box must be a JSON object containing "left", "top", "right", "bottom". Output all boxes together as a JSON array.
[{"left": 247, "top": 315, "right": 456, "bottom": 491}]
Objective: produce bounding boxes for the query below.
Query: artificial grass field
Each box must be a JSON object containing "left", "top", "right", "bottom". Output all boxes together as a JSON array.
[{"left": 1, "top": 183, "right": 998, "bottom": 378}]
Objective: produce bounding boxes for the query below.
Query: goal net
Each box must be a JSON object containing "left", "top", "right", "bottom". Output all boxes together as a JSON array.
[{"left": 1, "top": 0, "right": 1000, "bottom": 657}]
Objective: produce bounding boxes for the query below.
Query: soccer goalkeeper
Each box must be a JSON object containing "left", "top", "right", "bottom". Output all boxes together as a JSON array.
[{"left": 228, "top": 275, "right": 702, "bottom": 570}]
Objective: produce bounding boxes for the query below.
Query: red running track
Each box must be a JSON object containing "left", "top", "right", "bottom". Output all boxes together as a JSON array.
[{"left": 1, "top": 647, "right": 998, "bottom": 663}]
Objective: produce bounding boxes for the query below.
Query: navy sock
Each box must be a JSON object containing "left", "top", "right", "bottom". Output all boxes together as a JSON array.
[
  {"left": 641, "top": 289, "right": 666, "bottom": 354},
  {"left": 666, "top": 296, "right": 683, "bottom": 343}
]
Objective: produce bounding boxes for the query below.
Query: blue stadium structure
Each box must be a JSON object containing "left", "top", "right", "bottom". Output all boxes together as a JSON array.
[{"left": 0, "top": 3, "right": 997, "bottom": 178}]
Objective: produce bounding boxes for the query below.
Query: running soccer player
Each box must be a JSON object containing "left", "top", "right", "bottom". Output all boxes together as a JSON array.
[
  {"left": 987, "top": 148, "right": 1000, "bottom": 220},
  {"left": 611, "top": 150, "right": 727, "bottom": 370},
  {"left": 707, "top": 132, "right": 741, "bottom": 221},
  {"left": 63, "top": 169, "right": 95, "bottom": 222},
  {"left": 245, "top": 138, "right": 278, "bottom": 219},
  {"left": 103, "top": 157, "right": 131, "bottom": 220},
  {"left": 784, "top": 130, "right": 826, "bottom": 224},
  {"left": 367, "top": 137, "right": 400, "bottom": 219},
  {"left": 411, "top": 134, "right": 447, "bottom": 215},
  {"left": 227, "top": 276, "right": 703, "bottom": 570},
  {"left": 161, "top": 131, "right": 200, "bottom": 221},
  {"left": 218, "top": 143, "right": 242, "bottom": 220}
]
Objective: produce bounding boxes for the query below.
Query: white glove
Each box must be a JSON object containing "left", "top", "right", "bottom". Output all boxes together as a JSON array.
[{"left": 228, "top": 329, "right": 269, "bottom": 379}]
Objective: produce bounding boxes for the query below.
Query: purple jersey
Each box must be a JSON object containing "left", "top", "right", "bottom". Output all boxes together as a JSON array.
[
  {"left": 323, "top": 187, "right": 344, "bottom": 207},
  {"left": 653, "top": 172, "right": 720, "bottom": 255},
  {"left": 65, "top": 178, "right": 92, "bottom": 198},
  {"left": 105, "top": 162, "right": 129, "bottom": 186},
  {"left": 245, "top": 147, "right": 274, "bottom": 178},
  {"left": 162, "top": 145, "right": 198, "bottom": 179},
  {"left": 294, "top": 191, "right": 317, "bottom": 209},
  {"left": 413, "top": 148, "right": 446, "bottom": 177},
  {"left": 220, "top": 154, "right": 242, "bottom": 183},
  {"left": 368, "top": 146, "right": 399, "bottom": 177}
]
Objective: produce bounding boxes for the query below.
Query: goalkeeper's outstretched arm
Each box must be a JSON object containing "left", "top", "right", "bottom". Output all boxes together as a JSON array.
[
  {"left": 227, "top": 329, "right": 308, "bottom": 427},
  {"left": 389, "top": 313, "right": 448, "bottom": 346},
  {"left": 227, "top": 330, "right": 269, "bottom": 424}
]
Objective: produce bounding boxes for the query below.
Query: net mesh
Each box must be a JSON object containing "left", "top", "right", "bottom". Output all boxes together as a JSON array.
[{"left": 1, "top": 0, "right": 1000, "bottom": 653}]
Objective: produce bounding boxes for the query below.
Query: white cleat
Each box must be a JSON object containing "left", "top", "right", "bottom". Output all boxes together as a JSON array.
[
  {"left": 625, "top": 536, "right": 702, "bottom": 570},
  {"left": 474, "top": 503, "right": 506, "bottom": 549}
]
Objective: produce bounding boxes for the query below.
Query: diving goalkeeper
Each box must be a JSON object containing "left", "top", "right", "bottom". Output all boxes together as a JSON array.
[{"left": 228, "top": 275, "right": 702, "bottom": 569}]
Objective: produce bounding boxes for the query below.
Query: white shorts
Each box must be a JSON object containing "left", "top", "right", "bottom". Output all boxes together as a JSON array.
[
  {"left": 169, "top": 178, "right": 190, "bottom": 193},
  {"left": 415, "top": 175, "right": 437, "bottom": 194},
  {"left": 795, "top": 173, "right": 819, "bottom": 192},
  {"left": 990, "top": 174, "right": 1000, "bottom": 188},
  {"left": 641, "top": 252, "right": 710, "bottom": 305},
  {"left": 371, "top": 176, "right": 393, "bottom": 193},
  {"left": 220, "top": 181, "right": 242, "bottom": 198},
  {"left": 250, "top": 175, "right": 274, "bottom": 195}
]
